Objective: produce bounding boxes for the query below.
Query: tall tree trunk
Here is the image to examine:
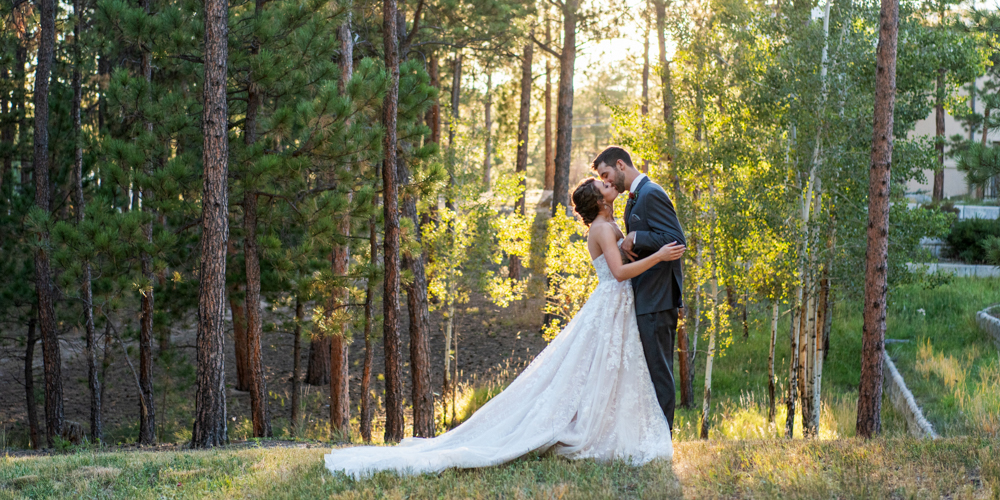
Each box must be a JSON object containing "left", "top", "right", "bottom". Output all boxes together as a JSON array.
[
  {"left": 138, "top": 0, "right": 157, "bottom": 444},
  {"left": 192, "top": 0, "right": 231, "bottom": 447},
  {"left": 448, "top": 53, "right": 462, "bottom": 148},
  {"left": 654, "top": 0, "right": 676, "bottom": 170},
  {"left": 768, "top": 302, "right": 778, "bottom": 425},
  {"left": 857, "top": 0, "right": 897, "bottom": 439},
  {"left": 812, "top": 266, "right": 828, "bottom": 433},
  {"left": 544, "top": 17, "right": 555, "bottom": 193},
  {"left": 360, "top": 211, "right": 377, "bottom": 443},
  {"left": 230, "top": 289, "right": 253, "bottom": 390},
  {"left": 33, "top": 0, "right": 63, "bottom": 447},
  {"left": 552, "top": 0, "right": 578, "bottom": 216},
  {"left": 686, "top": 245, "right": 702, "bottom": 407},
  {"left": 305, "top": 334, "right": 331, "bottom": 385},
  {"left": 510, "top": 41, "right": 533, "bottom": 281},
  {"left": 785, "top": 307, "right": 799, "bottom": 438},
  {"left": 25, "top": 314, "right": 40, "bottom": 449},
  {"left": 700, "top": 236, "right": 719, "bottom": 439},
  {"left": 71, "top": 0, "right": 101, "bottom": 444},
  {"left": 397, "top": 155, "right": 434, "bottom": 438},
  {"left": 677, "top": 306, "right": 693, "bottom": 409},
  {"left": 482, "top": 72, "right": 493, "bottom": 188},
  {"left": 427, "top": 53, "right": 441, "bottom": 145},
  {"left": 382, "top": 0, "right": 404, "bottom": 443},
  {"left": 640, "top": 1, "right": 650, "bottom": 173},
  {"left": 289, "top": 297, "right": 303, "bottom": 436},
  {"left": 329, "top": 9, "right": 354, "bottom": 441},
  {"left": 243, "top": 190, "right": 270, "bottom": 437},
  {"left": 933, "top": 68, "right": 945, "bottom": 202},
  {"left": 394, "top": 11, "right": 434, "bottom": 440}
]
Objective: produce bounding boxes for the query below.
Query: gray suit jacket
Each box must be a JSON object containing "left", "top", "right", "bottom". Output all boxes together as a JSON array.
[{"left": 625, "top": 177, "right": 686, "bottom": 315}]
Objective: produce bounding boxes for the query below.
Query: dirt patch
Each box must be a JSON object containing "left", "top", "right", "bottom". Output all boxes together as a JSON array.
[{"left": 0, "top": 291, "right": 548, "bottom": 446}]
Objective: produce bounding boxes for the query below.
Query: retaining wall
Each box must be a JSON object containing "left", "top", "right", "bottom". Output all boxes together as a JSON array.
[
  {"left": 882, "top": 350, "right": 939, "bottom": 439},
  {"left": 976, "top": 305, "right": 1000, "bottom": 351}
]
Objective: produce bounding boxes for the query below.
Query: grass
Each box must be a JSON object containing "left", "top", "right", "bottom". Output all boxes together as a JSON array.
[
  {"left": 2, "top": 438, "right": 997, "bottom": 498},
  {"left": 669, "top": 276, "right": 999, "bottom": 440}
]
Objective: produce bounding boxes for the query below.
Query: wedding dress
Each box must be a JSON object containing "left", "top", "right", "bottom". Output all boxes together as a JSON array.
[{"left": 324, "top": 251, "right": 673, "bottom": 478}]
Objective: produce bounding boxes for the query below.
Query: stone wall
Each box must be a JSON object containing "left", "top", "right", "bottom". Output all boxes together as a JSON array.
[
  {"left": 976, "top": 305, "right": 1000, "bottom": 350},
  {"left": 883, "top": 350, "right": 939, "bottom": 439}
]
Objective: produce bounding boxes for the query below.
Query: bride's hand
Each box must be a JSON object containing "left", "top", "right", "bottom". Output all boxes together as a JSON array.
[{"left": 654, "top": 242, "right": 686, "bottom": 262}]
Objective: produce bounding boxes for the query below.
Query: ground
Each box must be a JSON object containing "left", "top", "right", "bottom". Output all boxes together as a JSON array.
[{"left": 2, "top": 438, "right": 998, "bottom": 498}]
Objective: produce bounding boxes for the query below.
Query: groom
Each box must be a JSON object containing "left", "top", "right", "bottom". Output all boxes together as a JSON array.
[{"left": 593, "top": 146, "right": 686, "bottom": 433}]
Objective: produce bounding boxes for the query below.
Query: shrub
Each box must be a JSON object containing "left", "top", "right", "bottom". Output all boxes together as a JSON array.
[{"left": 944, "top": 218, "right": 1000, "bottom": 263}]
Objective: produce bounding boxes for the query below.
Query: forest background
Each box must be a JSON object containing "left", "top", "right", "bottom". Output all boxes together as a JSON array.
[{"left": 1, "top": 0, "right": 1000, "bottom": 454}]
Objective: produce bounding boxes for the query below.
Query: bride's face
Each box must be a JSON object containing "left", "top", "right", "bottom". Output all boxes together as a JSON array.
[{"left": 598, "top": 181, "right": 618, "bottom": 207}]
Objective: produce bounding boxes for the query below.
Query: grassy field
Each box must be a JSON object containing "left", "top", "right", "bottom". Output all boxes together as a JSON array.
[
  {"left": 668, "top": 276, "right": 1000, "bottom": 440},
  {"left": 2, "top": 438, "right": 998, "bottom": 498}
]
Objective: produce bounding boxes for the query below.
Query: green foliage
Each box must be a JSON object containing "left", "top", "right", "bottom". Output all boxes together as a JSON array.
[
  {"left": 944, "top": 218, "right": 1000, "bottom": 263},
  {"left": 541, "top": 209, "right": 596, "bottom": 340}
]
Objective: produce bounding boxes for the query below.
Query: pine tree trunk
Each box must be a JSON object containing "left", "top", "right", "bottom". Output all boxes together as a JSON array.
[
  {"left": 71, "top": 0, "right": 101, "bottom": 443},
  {"left": 230, "top": 289, "right": 253, "bottom": 390},
  {"left": 427, "top": 53, "right": 441, "bottom": 145},
  {"left": 641, "top": 3, "right": 650, "bottom": 118},
  {"left": 448, "top": 53, "right": 462, "bottom": 148},
  {"left": 192, "top": 0, "right": 231, "bottom": 447},
  {"left": 933, "top": 68, "right": 945, "bottom": 202},
  {"left": 328, "top": 10, "right": 354, "bottom": 441},
  {"left": 544, "top": 16, "right": 554, "bottom": 193},
  {"left": 510, "top": 41, "right": 533, "bottom": 282},
  {"left": 360, "top": 211, "right": 377, "bottom": 443},
  {"left": 857, "top": 0, "right": 897, "bottom": 439},
  {"left": 382, "top": 0, "right": 404, "bottom": 443},
  {"left": 138, "top": 0, "right": 157, "bottom": 444},
  {"left": 306, "top": 336, "right": 331, "bottom": 385},
  {"left": 551, "top": 0, "right": 578, "bottom": 216},
  {"left": 243, "top": 191, "right": 271, "bottom": 437},
  {"left": 290, "top": 298, "right": 303, "bottom": 437},
  {"left": 241, "top": 0, "right": 271, "bottom": 440},
  {"left": 768, "top": 302, "right": 778, "bottom": 425},
  {"left": 483, "top": 72, "right": 493, "bottom": 188},
  {"left": 395, "top": 154, "right": 434, "bottom": 438},
  {"left": 33, "top": 0, "right": 63, "bottom": 447},
  {"left": 24, "top": 314, "right": 40, "bottom": 449},
  {"left": 443, "top": 290, "right": 455, "bottom": 400}
]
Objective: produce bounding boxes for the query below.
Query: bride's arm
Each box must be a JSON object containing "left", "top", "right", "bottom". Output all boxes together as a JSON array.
[{"left": 592, "top": 223, "right": 685, "bottom": 282}]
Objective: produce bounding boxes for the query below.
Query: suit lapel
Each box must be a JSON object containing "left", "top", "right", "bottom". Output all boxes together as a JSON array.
[{"left": 626, "top": 177, "right": 651, "bottom": 232}]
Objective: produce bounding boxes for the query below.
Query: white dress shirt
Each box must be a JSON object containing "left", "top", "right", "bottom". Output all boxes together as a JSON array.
[{"left": 628, "top": 174, "right": 646, "bottom": 246}]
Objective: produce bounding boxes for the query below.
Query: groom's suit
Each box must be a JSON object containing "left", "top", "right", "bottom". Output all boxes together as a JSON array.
[{"left": 625, "top": 176, "right": 686, "bottom": 433}]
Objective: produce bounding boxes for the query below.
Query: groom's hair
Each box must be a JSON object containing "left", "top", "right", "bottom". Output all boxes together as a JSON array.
[{"left": 591, "top": 146, "right": 634, "bottom": 171}]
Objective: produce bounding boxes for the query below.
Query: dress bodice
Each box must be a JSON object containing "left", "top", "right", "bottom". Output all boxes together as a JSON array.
[{"left": 592, "top": 254, "right": 616, "bottom": 284}]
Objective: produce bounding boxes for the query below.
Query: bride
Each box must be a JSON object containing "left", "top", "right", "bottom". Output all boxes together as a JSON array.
[{"left": 325, "top": 177, "right": 686, "bottom": 478}]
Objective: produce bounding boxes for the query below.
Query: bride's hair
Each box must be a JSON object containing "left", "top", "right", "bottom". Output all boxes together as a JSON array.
[{"left": 572, "top": 178, "right": 604, "bottom": 226}]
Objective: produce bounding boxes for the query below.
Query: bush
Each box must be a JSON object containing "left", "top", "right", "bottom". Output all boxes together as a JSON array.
[{"left": 944, "top": 218, "right": 1000, "bottom": 263}]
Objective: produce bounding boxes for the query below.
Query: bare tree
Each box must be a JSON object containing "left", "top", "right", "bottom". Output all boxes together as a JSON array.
[
  {"left": 192, "top": 0, "right": 231, "bottom": 447},
  {"left": 289, "top": 297, "right": 303, "bottom": 436},
  {"left": 857, "top": 0, "right": 898, "bottom": 439},
  {"left": 360, "top": 209, "right": 378, "bottom": 443},
  {"left": 24, "top": 313, "right": 40, "bottom": 449}
]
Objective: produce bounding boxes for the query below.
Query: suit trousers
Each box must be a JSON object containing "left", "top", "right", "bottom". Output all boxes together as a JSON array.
[{"left": 636, "top": 308, "right": 678, "bottom": 433}]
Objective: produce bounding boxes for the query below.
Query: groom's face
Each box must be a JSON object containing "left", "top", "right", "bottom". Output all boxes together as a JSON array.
[{"left": 596, "top": 161, "right": 627, "bottom": 194}]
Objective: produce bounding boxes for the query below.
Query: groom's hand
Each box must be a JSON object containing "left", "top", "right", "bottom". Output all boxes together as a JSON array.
[{"left": 621, "top": 232, "right": 638, "bottom": 261}]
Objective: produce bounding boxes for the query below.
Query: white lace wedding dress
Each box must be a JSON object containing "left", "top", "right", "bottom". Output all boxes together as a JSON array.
[{"left": 324, "top": 252, "right": 673, "bottom": 478}]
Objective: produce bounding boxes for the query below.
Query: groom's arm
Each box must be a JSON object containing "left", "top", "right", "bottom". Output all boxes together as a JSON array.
[{"left": 632, "top": 188, "right": 686, "bottom": 255}]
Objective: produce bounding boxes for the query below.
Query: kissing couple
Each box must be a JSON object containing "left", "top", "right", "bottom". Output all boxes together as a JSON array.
[{"left": 325, "top": 146, "right": 687, "bottom": 478}]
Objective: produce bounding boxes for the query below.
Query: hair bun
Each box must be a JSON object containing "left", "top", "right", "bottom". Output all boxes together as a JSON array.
[{"left": 572, "top": 178, "right": 603, "bottom": 227}]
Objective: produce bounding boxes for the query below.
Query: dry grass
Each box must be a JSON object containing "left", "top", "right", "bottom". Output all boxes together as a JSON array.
[
  {"left": 915, "top": 339, "right": 1000, "bottom": 437},
  {"left": 1, "top": 438, "right": 997, "bottom": 499}
]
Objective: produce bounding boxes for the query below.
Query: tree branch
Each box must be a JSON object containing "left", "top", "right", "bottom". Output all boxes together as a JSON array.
[
  {"left": 531, "top": 33, "right": 561, "bottom": 59},
  {"left": 401, "top": 0, "right": 426, "bottom": 54}
]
